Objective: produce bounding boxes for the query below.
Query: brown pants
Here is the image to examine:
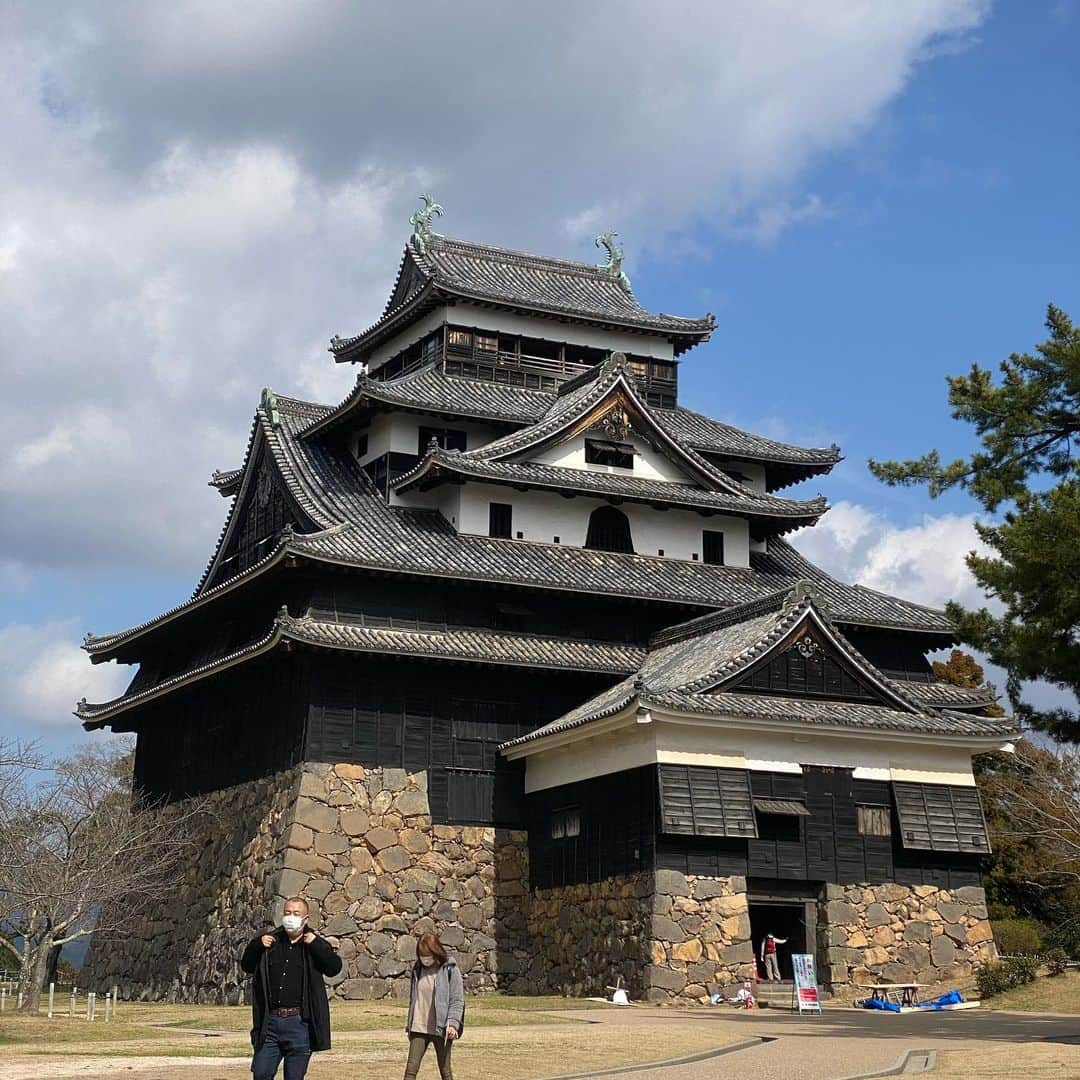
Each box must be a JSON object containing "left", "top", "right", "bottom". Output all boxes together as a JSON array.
[{"left": 405, "top": 1033, "right": 453, "bottom": 1079}]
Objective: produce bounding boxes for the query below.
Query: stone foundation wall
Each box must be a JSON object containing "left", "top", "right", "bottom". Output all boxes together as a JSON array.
[
  {"left": 821, "top": 883, "right": 997, "bottom": 989},
  {"left": 645, "top": 870, "right": 755, "bottom": 1002},
  {"left": 525, "top": 873, "right": 652, "bottom": 997},
  {"left": 84, "top": 766, "right": 299, "bottom": 1002},
  {"left": 86, "top": 762, "right": 533, "bottom": 1002}
]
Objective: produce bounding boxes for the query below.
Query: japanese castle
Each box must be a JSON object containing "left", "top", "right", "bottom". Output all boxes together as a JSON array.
[{"left": 79, "top": 199, "right": 1014, "bottom": 1002}]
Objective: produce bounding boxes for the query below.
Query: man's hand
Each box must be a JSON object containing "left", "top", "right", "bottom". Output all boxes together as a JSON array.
[
  {"left": 261, "top": 934, "right": 275, "bottom": 948},
  {"left": 446, "top": 1026, "right": 459, "bottom": 1041},
  {"left": 301, "top": 932, "right": 316, "bottom": 945}
]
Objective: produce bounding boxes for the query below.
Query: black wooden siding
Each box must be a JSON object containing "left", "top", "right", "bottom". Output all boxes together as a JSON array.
[
  {"left": 526, "top": 767, "right": 656, "bottom": 889},
  {"left": 733, "top": 633, "right": 879, "bottom": 702},
  {"left": 657, "top": 764, "right": 757, "bottom": 838},
  {"left": 893, "top": 782, "right": 990, "bottom": 854}
]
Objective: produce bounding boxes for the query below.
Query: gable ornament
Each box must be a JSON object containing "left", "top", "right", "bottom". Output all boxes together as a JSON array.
[
  {"left": 598, "top": 403, "right": 633, "bottom": 443},
  {"left": 410, "top": 193, "right": 444, "bottom": 257},
  {"left": 794, "top": 636, "right": 822, "bottom": 660}
]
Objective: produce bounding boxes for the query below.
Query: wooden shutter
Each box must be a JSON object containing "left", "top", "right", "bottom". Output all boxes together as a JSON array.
[
  {"left": 658, "top": 764, "right": 757, "bottom": 838},
  {"left": 893, "top": 782, "right": 991, "bottom": 854}
]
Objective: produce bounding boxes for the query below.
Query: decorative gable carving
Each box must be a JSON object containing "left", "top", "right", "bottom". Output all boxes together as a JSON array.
[{"left": 726, "top": 628, "right": 886, "bottom": 704}]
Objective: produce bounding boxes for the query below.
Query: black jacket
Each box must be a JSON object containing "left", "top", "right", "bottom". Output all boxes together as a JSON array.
[{"left": 241, "top": 927, "right": 342, "bottom": 1052}]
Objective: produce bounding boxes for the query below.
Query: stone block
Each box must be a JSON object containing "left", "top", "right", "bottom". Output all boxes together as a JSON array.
[
  {"left": 400, "top": 868, "right": 438, "bottom": 893},
  {"left": 375, "top": 914, "right": 408, "bottom": 934},
  {"left": 876, "top": 884, "right": 911, "bottom": 903},
  {"left": 671, "top": 938, "right": 703, "bottom": 963},
  {"left": 654, "top": 870, "right": 690, "bottom": 897},
  {"left": 966, "top": 920, "right": 993, "bottom": 945},
  {"left": 826, "top": 900, "right": 858, "bottom": 925},
  {"left": 278, "top": 868, "right": 310, "bottom": 899},
  {"left": 282, "top": 849, "right": 333, "bottom": 876},
  {"left": 323, "top": 890, "right": 349, "bottom": 916},
  {"left": 376, "top": 954, "right": 407, "bottom": 977},
  {"left": 691, "top": 878, "right": 728, "bottom": 900},
  {"left": 364, "top": 827, "right": 398, "bottom": 853},
  {"left": 378, "top": 846, "right": 411, "bottom": 873},
  {"left": 340, "top": 810, "right": 370, "bottom": 837},
  {"left": 355, "top": 896, "right": 385, "bottom": 922},
  {"left": 306, "top": 879, "right": 333, "bottom": 902},
  {"left": 294, "top": 798, "right": 339, "bottom": 834},
  {"left": 365, "top": 932, "right": 393, "bottom": 956},
  {"left": 955, "top": 886, "right": 986, "bottom": 905},
  {"left": 905, "top": 921, "right": 932, "bottom": 942},
  {"left": 315, "top": 834, "right": 349, "bottom": 856},
  {"left": 395, "top": 936, "right": 419, "bottom": 961},
  {"left": 720, "top": 941, "right": 755, "bottom": 965},
  {"left": 865, "top": 903, "right": 891, "bottom": 928},
  {"left": 335, "top": 764, "right": 366, "bottom": 782},
  {"left": 298, "top": 772, "right": 329, "bottom": 801},
  {"left": 938, "top": 902, "right": 965, "bottom": 923},
  {"left": 349, "top": 847, "right": 373, "bottom": 872},
  {"left": 644, "top": 965, "right": 687, "bottom": 993},
  {"left": 458, "top": 905, "right": 484, "bottom": 930},
  {"left": 323, "top": 914, "right": 358, "bottom": 937},
  {"left": 650, "top": 915, "right": 687, "bottom": 943},
  {"left": 344, "top": 870, "right": 369, "bottom": 903},
  {"left": 931, "top": 935, "right": 956, "bottom": 967},
  {"left": 285, "top": 824, "right": 314, "bottom": 851},
  {"left": 943, "top": 922, "right": 967, "bottom": 944},
  {"left": 382, "top": 768, "right": 408, "bottom": 793},
  {"left": 400, "top": 829, "right": 431, "bottom": 854},
  {"left": 439, "top": 925, "right": 466, "bottom": 948},
  {"left": 396, "top": 790, "right": 430, "bottom": 816}
]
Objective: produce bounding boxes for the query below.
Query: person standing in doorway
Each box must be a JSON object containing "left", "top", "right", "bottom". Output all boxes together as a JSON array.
[
  {"left": 241, "top": 897, "right": 342, "bottom": 1080},
  {"left": 760, "top": 932, "right": 788, "bottom": 981},
  {"left": 404, "top": 932, "right": 464, "bottom": 1080}
]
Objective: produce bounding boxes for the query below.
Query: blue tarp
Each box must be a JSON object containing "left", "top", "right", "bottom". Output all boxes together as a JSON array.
[
  {"left": 862, "top": 997, "right": 902, "bottom": 1012},
  {"left": 917, "top": 990, "right": 964, "bottom": 1009}
]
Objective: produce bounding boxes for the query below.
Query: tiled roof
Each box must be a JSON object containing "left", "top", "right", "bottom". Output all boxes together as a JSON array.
[
  {"left": 502, "top": 589, "right": 1018, "bottom": 750},
  {"left": 332, "top": 237, "right": 715, "bottom": 362},
  {"left": 78, "top": 612, "right": 642, "bottom": 727},
  {"left": 84, "top": 391, "right": 953, "bottom": 661},
  {"left": 395, "top": 449, "right": 828, "bottom": 531},
  {"left": 891, "top": 680, "right": 1000, "bottom": 711},
  {"left": 656, "top": 406, "right": 840, "bottom": 468},
  {"left": 208, "top": 467, "right": 243, "bottom": 497}
]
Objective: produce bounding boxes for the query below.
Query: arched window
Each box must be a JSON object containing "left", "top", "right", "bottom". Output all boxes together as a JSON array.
[{"left": 585, "top": 505, "right": 634, "bottom": 554}]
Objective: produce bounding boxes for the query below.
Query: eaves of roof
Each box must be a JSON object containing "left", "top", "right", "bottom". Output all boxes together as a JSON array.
[
  {"left": 77, "top": 612, "right": 643, "bottom": 727},
  {"left": 394, "top": 449, "right": 828, "bottom": 530}
]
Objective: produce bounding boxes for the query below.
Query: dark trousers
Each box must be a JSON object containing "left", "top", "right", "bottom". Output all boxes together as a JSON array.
[
  {"left": 405, "top": 1033, "right": 453, "bottom": 1079},
  {"left": 252, "top": 1014, "right": 312, "bottom": 1080}
]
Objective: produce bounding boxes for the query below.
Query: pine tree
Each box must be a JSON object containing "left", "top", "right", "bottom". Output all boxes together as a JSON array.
[{"left": 870, "top": 305, "right": 1080, "bottom": 741}]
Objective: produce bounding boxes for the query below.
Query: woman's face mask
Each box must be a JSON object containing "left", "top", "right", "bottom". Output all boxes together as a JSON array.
[
  {"left": 282, "top": 914, "right": 306, "bottom": 934},
  {"left": 419, "top": 955, "right": 437, "bottom": 967}
]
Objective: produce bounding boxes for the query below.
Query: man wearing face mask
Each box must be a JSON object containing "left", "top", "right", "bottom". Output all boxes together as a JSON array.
[{"left": 241, "top": 897, "right": 342, "bottom": 1080}]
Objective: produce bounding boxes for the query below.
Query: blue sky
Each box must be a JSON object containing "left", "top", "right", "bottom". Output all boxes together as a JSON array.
[{"left": 1, "top": 1, "right": 1077, "bottom": 753}]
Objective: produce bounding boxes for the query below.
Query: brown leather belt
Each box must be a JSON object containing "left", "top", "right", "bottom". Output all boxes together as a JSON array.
[{"left": 270, "top": 1007, "right": 302, "bottom": 1018}]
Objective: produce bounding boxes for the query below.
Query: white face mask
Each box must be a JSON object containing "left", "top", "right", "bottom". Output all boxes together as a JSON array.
[
  {"left": 282, "top": 914, "right": 306, "bottom": 934},
  {"left": 420, "top": 955, "right": 437, "bottom": 967}
]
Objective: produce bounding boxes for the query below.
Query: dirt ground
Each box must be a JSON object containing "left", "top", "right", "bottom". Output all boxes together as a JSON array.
[
  {"left": 929, "top": 1043, "right": 1080, "bottom": 1078},
  {"left": 0, "top": 998, "right": 742, "bottom": 1080}
]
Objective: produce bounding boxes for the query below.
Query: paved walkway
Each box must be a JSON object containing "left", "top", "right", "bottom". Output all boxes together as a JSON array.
[{"left": 541, "top": 1006, "right": 1080, "bottom": 1080}]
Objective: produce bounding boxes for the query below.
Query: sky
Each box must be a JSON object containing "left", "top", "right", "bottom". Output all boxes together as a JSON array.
[{"left": 1, "top": 1, "right": 1077, "bottom": 753}]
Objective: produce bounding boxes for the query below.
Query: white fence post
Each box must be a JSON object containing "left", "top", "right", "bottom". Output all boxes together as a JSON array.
[
  {"left": 1, "top": 987, "right": 6, "bottom": 1012},
  {"left": 69, "top": 988, "right": 76, "bottom": 1017},
  {"left": 104, "top": 991, "right": 112, "bottom": 1022},
  {"left": 85, "top": 991, "right": 93, "bottom": 1021},
  {"left": 48, "top": 983, "right": 55, "bottom": 1019},
  {"left": 112, "top": 985, "right": 118, "bottom": 1016}
]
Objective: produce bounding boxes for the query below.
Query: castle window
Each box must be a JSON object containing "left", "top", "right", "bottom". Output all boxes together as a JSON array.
[
  {"left": 447, "top": 328, "right": 473, "bottom": 349},
  {"left": 585, "top": 505, "right": 634, "bottom": 554},
  {"left": 585, "top": 439, "right": 634, "bottom": 469},
  {"left": 702, "top": 529, "right": 725, "bottom": 565},
  {"left": 418, "top": 426, "right": 467, "bottom": 454},
  {"left": 858, "top": 804, "right": 892, "bottom": 837},
  {"left": 489, "top": 502, "right": 513, "bottom": 539},
  {"left": 551, "top": 807, "right": 580, "bottom": 840},
  {"left": 476, "top": 332, "right": 498, "bottom": 353}
]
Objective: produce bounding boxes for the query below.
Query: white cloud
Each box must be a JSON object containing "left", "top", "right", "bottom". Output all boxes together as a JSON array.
[
  {"left": 791, "top": 500, "right": 991, "bottom": 610},
  {"left": 0, "top": 2, "right": 990, "bottom": 587},
  {"left": 0, "top": 620, "right": 129, "bottom": 732}
]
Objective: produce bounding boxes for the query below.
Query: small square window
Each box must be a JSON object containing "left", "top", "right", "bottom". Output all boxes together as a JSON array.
[
  {"left": 551, "top": 806, "right": 580, "bottom": 840},
  {"left": 553, "top": 536, "right": 560, "bottom": 544},
  {"left": 657, "top": 549, "right": 664, "bottom": 557},
  {"left": 516, "top": 530, "right": 524, "bottom": 539},
  {"left": 858, "top": 805, "right": 892, "bottom": 837}
]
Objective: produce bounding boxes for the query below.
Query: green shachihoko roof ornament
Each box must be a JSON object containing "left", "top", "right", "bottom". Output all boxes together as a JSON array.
[
  {"left": 595, "top": 230, "right": 631, "bottom": 291},
  {"left": 409, "top": 193, "right": 444, "bottom": 257}
]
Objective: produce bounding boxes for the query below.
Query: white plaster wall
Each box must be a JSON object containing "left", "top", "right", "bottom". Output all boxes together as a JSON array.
[
  {"left": 366, "top": 303, "right": 675, "bottom": 370},
  {"left": 521, "top": 712, "right": 986, "bottom": 793},
  {"left": 711, "top": 459, "right": 767, "bottom": 494},
  {"left": 358, "top": 414, "right": 503, "bottom": 466},
  {"left": 533, "top": 433, "right": 691, "bottom": 484},
  {"left": 452, "top": 483, "right": 750, "bottom": 566}
]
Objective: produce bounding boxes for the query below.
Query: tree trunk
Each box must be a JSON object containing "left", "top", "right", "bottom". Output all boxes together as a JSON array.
[{"left": 18, "top": 932, "right": 53, "bottom": 1013}]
